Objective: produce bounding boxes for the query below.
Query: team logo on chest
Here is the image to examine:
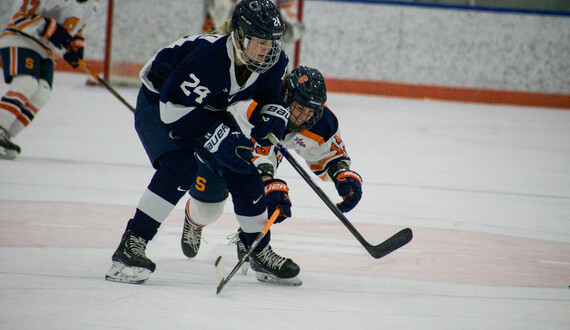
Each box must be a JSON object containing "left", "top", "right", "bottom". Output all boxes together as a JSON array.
[{"left": 293, "top": 137, "right": 306, "bottom": 148}]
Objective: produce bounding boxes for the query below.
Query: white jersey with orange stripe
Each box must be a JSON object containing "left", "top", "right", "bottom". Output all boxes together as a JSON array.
[
  {"left": 0, "top": 0, "right": 99, "bottom": 60},
  {"left": 231, "top": 101, "right": 352, "bottom": 181}
]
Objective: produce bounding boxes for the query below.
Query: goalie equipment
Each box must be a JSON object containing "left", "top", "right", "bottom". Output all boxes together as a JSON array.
[
  {"left": 105, "top": 230, "right": 156, "bottom": 284},
  {"left": 283, "top": 66, "right": 327, "bottom": 130}
]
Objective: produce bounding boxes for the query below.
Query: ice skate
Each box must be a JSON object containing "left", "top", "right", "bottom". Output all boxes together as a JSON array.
[
  {"left": 227, "top": 229, "right": 251, "bottom": 275},
  {"left": 0, "top": 127, "right": 20, "bottom": 160},
  {"left": 181, "top": 218, "right": 203, "bottom": 258},
  {"left": 249, "top": 244, "right": 302, "bottom": 286},
  {"left": 236, "top": 237, "right": 250, "bottom": 275},
  {"left": 105, "top": 230, "right": 156, "bottom": 284}
]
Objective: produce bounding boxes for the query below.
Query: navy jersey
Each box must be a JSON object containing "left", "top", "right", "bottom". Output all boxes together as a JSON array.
[{"left": 140, "top": 34, "right": 288, "bottom": 143}]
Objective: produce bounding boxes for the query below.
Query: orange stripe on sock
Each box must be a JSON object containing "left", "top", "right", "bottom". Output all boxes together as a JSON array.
[
  {"left": 0, "top": 103, "right": 30, "bottom": 126},
  {"left": 25, "top": 103, "right": 39, "bottom": 115},
  {"left": 184, "top": 199, "right": 206, "bottom": 227},
  {"left": 6, "top": 90, "right": 29, "bottom": 104}
]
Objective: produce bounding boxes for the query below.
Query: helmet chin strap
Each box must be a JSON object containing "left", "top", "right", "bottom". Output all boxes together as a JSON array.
[{"left": 231, "top": 31, "right": 248, "bottom": 67}]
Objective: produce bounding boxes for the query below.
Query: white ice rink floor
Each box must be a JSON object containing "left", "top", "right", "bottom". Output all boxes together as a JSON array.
[{"left": 1, "top": 72, "right": 569, "bottom": 329}]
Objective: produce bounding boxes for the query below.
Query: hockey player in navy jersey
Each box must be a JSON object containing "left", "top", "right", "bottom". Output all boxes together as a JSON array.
[
  {"left": 181, "top": 66, "right": 363, "bottom": 286},
  {"left": 0, "top": 0, "right": 99, "bottom": 159},
  {"left": 105, "top": 0, "right": 297, "bottom": 284}
]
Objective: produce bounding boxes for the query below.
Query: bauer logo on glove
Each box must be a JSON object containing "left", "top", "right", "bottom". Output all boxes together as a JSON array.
[{"left": 264, "top": 178, "right": 292, "bottom": 223}]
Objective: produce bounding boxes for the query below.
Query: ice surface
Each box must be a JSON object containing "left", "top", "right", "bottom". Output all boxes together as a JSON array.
[{"left": 1, "top": 73, "right": 569, "bottom": 329}]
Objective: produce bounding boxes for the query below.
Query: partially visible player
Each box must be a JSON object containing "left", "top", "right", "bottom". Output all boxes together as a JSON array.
[
  {"left": 181, "top": 66, "right": 363, "bottom": 285},
  {"left": 105, "top": 0, "right": 299, "bottom": 285},
  {"left": 203, "top": 0, "right": 304, "bottom": 70},
  {"left": 0, "top": 0, "right": 99, "bottom": 159}
]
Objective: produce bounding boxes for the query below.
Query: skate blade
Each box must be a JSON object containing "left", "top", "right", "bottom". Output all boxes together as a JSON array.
[
  {"left": 255, "top": 272, "right": 302, "bottom": 286},
  {"left": 0, "top": 148, "right": 18, "bottom": 160},
  {"left": 241, "top": 261, "right": 249, "bottom": 275},
  {"left": 105, "top": 261, "right": 152, "bottom": 284}
]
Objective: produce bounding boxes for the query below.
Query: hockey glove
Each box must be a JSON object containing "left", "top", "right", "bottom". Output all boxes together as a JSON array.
[
  {"left": 250, "top": 102, "right": 290, "bottom": 146},
  {"left": 264, "top": 178, "right": 292, "bottom": 223},
  {"left": 41, "top": 18, "right": 72, "bottom": 49},
  {"left": 333, "top": 170, "right": 363, "bottom": 213},
  {"left": 64, "top": 36, "right": 85, "bottom": 68},
  {"left": 198, "top": 121, "right": 253, "bottom": 174}
]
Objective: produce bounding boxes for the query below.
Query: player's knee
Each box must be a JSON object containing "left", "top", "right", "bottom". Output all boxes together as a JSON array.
[
  {"left": 8, "top": 75, "right": 39, "bottom": 100},
  {"left": 28, "top": 79, "right": 52, "bottom": 109},
  {"left": 185, "top": 198, "right": 226, "bottom": 226},
  {"left": 236, "top": 212, "right": 268, "bottom": 233}
]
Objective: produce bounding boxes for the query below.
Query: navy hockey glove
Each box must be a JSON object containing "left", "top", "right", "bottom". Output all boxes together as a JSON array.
[
  {"left": 199, "top": 121, "right": 254, "bottom": 174},
  {"left": 64, "top": 36, "right": 84, "bottom": 68},
  {"left": 42, "top": 18, "right": 72, "bottom": 48},
  {"left": 250, "top": 102, "right": 290, "bottom": 146},
  {"left": 333, "top": 170, "right": 363, "bottom": 213},
  {"left": 264, "top": 178, "right": 292, "bottom": 223}
]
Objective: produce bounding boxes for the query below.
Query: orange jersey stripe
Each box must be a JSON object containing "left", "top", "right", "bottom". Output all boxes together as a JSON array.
[
  {"left": 10, "top": 47, "right": 18, "bottom": 76},
  {"left": 14, "top": 16, "right": 43, "bottom": 31},
  {"left": 309, "top": 153, "right": 341, "bottom": 172},
  {"left": 246, "top": 101, "right": 257, "bottom": 120},
  {"left": 298, "top": 130, "right": 325, "bottom": 146}
]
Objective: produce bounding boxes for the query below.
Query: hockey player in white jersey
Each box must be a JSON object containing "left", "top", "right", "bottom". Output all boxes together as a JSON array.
[
  {"left": 0, "top": 0, "right": 99, "bottom": 159},
  {"left": 181, "top": 66, "right": 363, "bottom": 285}
]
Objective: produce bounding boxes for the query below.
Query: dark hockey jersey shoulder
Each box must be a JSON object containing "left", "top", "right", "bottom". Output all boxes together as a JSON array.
[
  {"left": 142, "top": 35, "right": 227, "bottom": 93},
  {"left": 302, "top": 105, "right": 339, "bottom": 143}
]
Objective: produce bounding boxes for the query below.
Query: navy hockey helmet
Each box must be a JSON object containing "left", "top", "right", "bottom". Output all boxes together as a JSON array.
[
  {"left": 230, "top": 0, "right": 286, "bottom": 73},
  {"left": 283, "top": 66, "right": 327, "bottom": 130}
]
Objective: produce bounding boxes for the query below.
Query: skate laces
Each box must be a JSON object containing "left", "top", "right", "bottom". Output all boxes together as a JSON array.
[
  {"left": 127, "top": 235, "right": 148, "bottom": 258},
  {"left": 183, "top": 221, "right": 204, "bottom": 248},
  {"left": 255, "top": 246, "right": 287, "bottom": 269},
  {"left": 226, "top": 231, "right": 241, "bottom": 245}
]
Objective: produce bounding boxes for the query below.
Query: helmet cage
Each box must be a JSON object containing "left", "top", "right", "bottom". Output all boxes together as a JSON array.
[
  {"left": 230, "top": 0, "right": 285, "bottom": 73},
  {"left": 283, "top": 66, "right": 327, "bottom": 130},
  {"left": 233, "top": 31, "right": 283, "bottom": 73}
]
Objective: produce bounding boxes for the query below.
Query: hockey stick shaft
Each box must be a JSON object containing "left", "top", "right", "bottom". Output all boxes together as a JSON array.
[
  {"left": 4, "top": 29, "right": 135, "bottom": 113},
  {"left": 267, "top": 134, "right": 412, "bottom": 259},
  {"left": 79, "top": 62, "right": 136, "bottom": 113},
  {"left": 216, "top": 208, "right": 281, "bottom": 294}
]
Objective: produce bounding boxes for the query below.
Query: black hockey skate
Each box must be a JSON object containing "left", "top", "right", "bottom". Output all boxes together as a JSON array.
[
  {"left": 181, "top": 218, "right": 203, "bottom": 258},
  {"left": 236, "top": 236, "right": 249, "bottom": 275},
  {"left": 105, "top": 230, "right": 156, "bottom": 284},
  {"left": 249, "top": 244, "right": 302, "bottom": 286},
  {"left": 0, "top": 127, "right": 21, "bottom": 160}
]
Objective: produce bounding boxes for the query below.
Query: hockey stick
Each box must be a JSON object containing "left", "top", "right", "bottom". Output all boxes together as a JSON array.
[
  {"left": 78, "top": 62, "right": 136, "bottom": 113},
  {"left": 5, "top": 29, "right": 135, "bottom": 113},
  {"left": 215, "top": 208, "right": 281, "bottom": 295},
  {"left": 267, "top": 134, "right": 412, "bottom": 259}
]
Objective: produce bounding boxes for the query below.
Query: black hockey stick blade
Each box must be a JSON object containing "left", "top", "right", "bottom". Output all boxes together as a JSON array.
[
  {"left": 267, "top": 134, "right": 413, "bottom": 260},
  {"left": 366, "top": 227, "right": 413, "bottom": 259}
]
